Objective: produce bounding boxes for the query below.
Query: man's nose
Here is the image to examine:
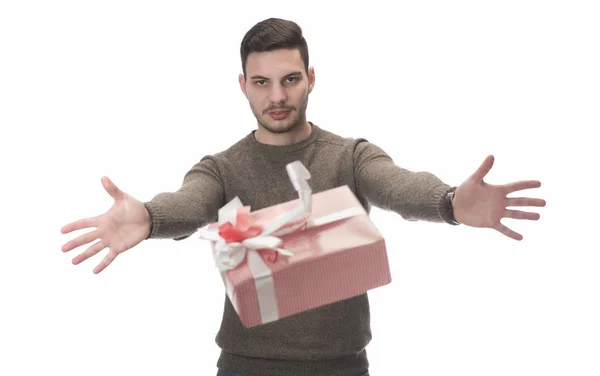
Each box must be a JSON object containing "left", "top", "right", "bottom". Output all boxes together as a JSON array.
[{"left": 268, "top": 83, "right": 287, "bottom": 104}]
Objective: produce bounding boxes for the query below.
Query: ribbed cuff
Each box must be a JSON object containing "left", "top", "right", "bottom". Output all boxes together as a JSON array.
[
  {"left": 143, "top": 201, "right": 165, "bottom": 239},
  {"left": 436, "top": 186, "right": 460, "bottom": 225}
]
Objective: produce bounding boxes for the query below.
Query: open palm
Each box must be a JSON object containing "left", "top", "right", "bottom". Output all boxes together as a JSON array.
[
  {"left": 61, "top": 176, "right": 151, "bottom": 273},
  {"left": 453, "top": 155, "right": 546, "bottom": 240}
]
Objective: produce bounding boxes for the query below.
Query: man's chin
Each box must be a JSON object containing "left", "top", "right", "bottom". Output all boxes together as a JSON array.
[{"left": 260, "top": 119, "right": 300, "bottom": 134}]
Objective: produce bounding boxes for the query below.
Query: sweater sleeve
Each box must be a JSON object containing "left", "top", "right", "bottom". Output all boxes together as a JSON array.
[
  {"left": 353, "top": 139, "right": 458, "bottom": 224},
  {"left": 143, "top": 156, "right": 225, "bottom": 240}
]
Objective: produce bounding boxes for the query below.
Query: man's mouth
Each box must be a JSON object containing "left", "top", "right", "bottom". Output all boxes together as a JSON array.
[{"left": 267, "top": 109, "right": 291, "bottom": 120}]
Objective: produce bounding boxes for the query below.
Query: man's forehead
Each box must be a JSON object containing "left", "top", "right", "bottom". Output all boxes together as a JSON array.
[{"left": 245, "top": 49, "right": 305, "bottom": 78}]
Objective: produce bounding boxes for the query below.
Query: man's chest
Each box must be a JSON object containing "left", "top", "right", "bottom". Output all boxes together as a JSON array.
[{"left": 222, "top": 157, "right": 353, "bottom": 212}]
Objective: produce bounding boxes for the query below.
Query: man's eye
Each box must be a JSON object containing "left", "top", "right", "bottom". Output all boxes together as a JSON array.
[
  {"left": 286, "top": 77, "right": 297, "bottom": 83},
  {"left": 256, "top": 80, "right": 267, "bottom": 86}
]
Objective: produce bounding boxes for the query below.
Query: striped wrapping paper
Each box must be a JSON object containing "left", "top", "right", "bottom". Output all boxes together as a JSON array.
[{"left": 205, "top": 184, "right": 391, "bottom": 328}]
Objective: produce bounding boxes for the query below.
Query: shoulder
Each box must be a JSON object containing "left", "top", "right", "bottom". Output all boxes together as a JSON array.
[
  {"left": 198, "top": 131, "right": 253, "bottom": 164},
  {"left": 312, "top": 124, "right": 368, "bottom": 150},
  {"left": 182, "top": 132, "right": 253, "bottom": 183},
  {"left": 312, "top": 124, "right": 389, "bottom": 159}
]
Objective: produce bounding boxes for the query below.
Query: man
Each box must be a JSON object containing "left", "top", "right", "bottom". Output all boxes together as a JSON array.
[{"left": 61, "top": 18, "right": 546, "bottom": 376}]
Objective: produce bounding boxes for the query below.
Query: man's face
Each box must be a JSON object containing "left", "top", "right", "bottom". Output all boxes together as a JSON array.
[{"left": 239, "top": 48, "right": 314, "bottom": 134}]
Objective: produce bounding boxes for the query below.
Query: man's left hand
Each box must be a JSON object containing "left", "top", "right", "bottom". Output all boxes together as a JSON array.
[{"left": 452, "top": 155, "right": 546, "bottom": 240}]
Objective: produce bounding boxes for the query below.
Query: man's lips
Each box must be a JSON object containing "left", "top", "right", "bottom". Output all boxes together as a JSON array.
[{"left": 267, "top": 109, "right": 291, "bottom": 119}]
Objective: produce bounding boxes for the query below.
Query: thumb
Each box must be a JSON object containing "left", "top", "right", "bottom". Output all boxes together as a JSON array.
[
  {"left": 101, "top": 176, "right": 124, "bottom": 201},
  {"left": 470, "top": 154, "right": 494, "bottom": 181}
]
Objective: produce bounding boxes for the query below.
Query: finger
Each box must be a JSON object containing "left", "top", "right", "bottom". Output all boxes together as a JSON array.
[
  {"left": 72, "top": 240, "right": 105, "bottom": 265},
  {"left": 470, "top": 155, "right": 494, "bottom": 181},
  {"left": 61, "top": 216, "right": 99, "bottom": 234},
  {"left": 506, "top": 197, "right": 547, "bottom": 207},
  {"left": 93, "top": 249, "right": 118, "bottom": 274},
  {"left": 504, "top": 209, "right": 541, "bottom": 221},
  {"left": 101, "top": 176, "right": 124, "bottom": 201},
  {"left": 62, "top": 230, "right": 100, "bottom": 252},
  {"left": 503, "top": 180, "right": 542, "bottom": 193},
  {"left": 494, "top": 223, "right": 523, "bottom": 241}
]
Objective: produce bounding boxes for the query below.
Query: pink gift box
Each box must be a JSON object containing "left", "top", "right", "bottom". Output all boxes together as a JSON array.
[{"left": 199, "top": 164, "right": 391, "bottom": 327}]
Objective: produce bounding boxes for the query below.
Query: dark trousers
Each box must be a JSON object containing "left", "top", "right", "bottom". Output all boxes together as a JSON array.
[{"left": 216, "top": 370, "right": 369, "bottom": 376}]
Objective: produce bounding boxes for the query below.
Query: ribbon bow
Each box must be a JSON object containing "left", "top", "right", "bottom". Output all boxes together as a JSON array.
[
  {"left": 217, "top": 206, "right": 262, "bottom": 243},
  {"left": 216, "top": 204, "right": 294, "bottom": 265},
  {"left": 198, "top": 161, "right": 312, "bottom": 271}
]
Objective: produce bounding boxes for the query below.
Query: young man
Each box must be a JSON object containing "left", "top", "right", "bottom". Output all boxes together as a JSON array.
[{"left": 61, "top": 18, "right": 546, "bottom": 376}]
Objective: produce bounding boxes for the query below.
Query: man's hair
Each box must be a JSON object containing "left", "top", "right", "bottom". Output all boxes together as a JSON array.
[{"left": 240, "top": 18, "right": 309, "bottom": 77}]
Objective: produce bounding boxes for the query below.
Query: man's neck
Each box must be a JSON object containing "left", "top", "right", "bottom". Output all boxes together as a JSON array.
[{"left": 254, "top": 121, "right": 312, "bottom": 146}]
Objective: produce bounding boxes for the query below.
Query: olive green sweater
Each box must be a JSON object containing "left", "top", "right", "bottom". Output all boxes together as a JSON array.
[{"left": 143, "top": 123, "right": 457, "bottom": 376}]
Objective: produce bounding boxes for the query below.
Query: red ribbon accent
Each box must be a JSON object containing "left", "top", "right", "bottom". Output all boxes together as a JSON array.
[
  {"left": 218, "top": 206, "right": 262, "bottom": 242},
  {"left": 217, "top": 206, "right": 279, "bottom": 262}
]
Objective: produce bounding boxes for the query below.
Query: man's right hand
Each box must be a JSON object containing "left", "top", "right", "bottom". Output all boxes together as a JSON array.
[{"left": 61, "top": 176, "right": 152, "bottom": 274}]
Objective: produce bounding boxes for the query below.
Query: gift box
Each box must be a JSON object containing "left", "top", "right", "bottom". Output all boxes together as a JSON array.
[{"left": 198, "top": 161, "right": 391, "bottom": 327}]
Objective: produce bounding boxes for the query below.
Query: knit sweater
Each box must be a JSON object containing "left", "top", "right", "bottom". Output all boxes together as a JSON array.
[{"left": 143, "top": 123, "right": 457, "bottom": 376}]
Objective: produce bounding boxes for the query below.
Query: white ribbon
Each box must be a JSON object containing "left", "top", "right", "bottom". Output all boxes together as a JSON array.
[
  {"left": 198, "top": 160, "right": 366, "bottom": 325},
  {"left": 198, "top": 161, "right": 312, "bottom": 271}
]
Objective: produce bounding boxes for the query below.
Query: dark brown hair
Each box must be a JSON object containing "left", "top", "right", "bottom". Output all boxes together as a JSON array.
[{"left": 240, "top": 18, "right": 309, "bottom": 77}]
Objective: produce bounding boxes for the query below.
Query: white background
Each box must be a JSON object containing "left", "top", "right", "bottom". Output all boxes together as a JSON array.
[{"left": 1, "top": 0, "right": 598, "bottom": 375}]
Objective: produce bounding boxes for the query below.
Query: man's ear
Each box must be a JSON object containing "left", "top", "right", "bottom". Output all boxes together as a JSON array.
[
  {"left": 238, "top": 73, "right": 247, "bottom": 96},
  {"left": 308, "top": 66, "right": 315, "bottom": 93}
]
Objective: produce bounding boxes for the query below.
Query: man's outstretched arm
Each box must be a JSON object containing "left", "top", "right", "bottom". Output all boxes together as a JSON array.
[
  {"left": 353, "top": 139, "right": 458, "bottom": 224},
  {"left": 353, "top": 141, "right": 545, "bottom": 240},
  {"left": 144, "top": 156, "right": 225, "bottom": 241}
]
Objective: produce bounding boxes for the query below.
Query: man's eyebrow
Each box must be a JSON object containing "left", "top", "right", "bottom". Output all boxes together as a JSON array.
[{"left": 249, "top": 72, "right": 303, "bottom": 80}]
